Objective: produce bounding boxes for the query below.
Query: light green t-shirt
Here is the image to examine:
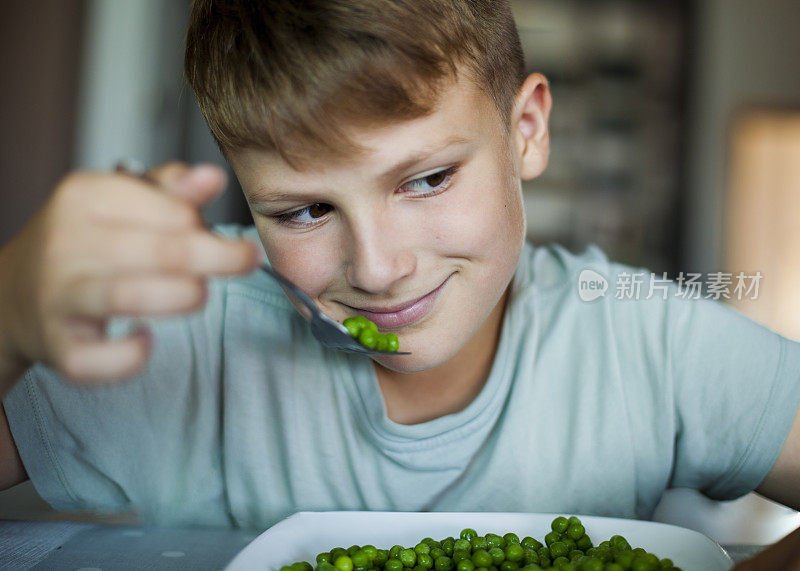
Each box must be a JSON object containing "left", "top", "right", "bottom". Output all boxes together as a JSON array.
[{"left": 5, "top": 225, "right": 800, "bottom": 528}]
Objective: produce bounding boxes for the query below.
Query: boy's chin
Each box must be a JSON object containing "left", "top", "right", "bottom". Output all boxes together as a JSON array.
[{"left": 370, "top": 339, "right": 461, "bottom": 374}]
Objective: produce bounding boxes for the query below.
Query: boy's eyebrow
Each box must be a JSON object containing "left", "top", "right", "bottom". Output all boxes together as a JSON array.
[
  {"left": 377, "top": 134, "right": 471, "bottom": 184},
  {"left": 253, "top": 135, "right": 471, "bottom": 204}
]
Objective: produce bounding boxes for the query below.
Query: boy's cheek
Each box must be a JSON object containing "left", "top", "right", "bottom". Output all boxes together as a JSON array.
[{"left": 255, "top": 223, "right": 342, "bottom": 298}]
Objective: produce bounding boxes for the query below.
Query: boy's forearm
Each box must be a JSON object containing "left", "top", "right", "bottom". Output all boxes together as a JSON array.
[{"left": 0, "top": 243, "right": 32, "bottom": 398}]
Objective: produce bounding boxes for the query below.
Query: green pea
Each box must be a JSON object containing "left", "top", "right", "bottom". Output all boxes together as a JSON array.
[
  {"left": 609, "top": 535, "right": 630, "bottom": 553},
  {"left": 470, "top": 536, "right": 489, "bottom": 552},
  {"left": 498, "top": 562, "right": 518, "bottom": 571},
  {"left": 386, "top": 333, "right": 399, "bottom": 352},
  {"left": 576, "top": 535, "right": 593, "bottom": 551},
  {"left": 431, "top": 548, "right": 446, "bottom": 560},
  {"left": 386, "top": 560, "right": 404, "bottom": 571},
  {"left": 441, "top": 539, "right": 455, "bottom": 557},
  {"left": 521, "top": 537, "right": 542, "bottom": 551},
  {"left": 400, "top": 548, "right": 417, "bottom": 568},
  {"left": 411, "top": 544, "right": 428, "bottom": 556},
  {"left": 551, "top": 517, "right": 569, "bottom": 534},
  {"left": 331, "top": 548, "right": 347, "bottom": 559},
  {"left": 544, "top": 531, "right": 560, "bottom": 547},
  {"left": 547, "top": 541, "right": 567, "bottom": 559},
  {"left": 375, "top": 334, "right": 390, "bottom": 352},
  {"left": 594, "top": 546, "right": 612, "bottom": 563},
  {"left": 522, "top": 549, "right": 539, "bottom": 565},
  {"left": 357, "top": 328, "right": 377, "bottom": 349},
  {"left": 631, "top": 557, "right": 658, "bottom": 571},
  {"left": 417, "top": 554, "right": 433, "bottom": 569},
  {"left": 456, "top": 559, "right": 475, "bottom": 571},
  {"left": 566, "top": 523, "right": 584, "bottom": 541},
  {"left": 550, "top": 557, "right": 569, "bottom": 568},
  {"left": 434, "top": 556, "right": 453, "bottom": 571},
  {"left": 614, "top": 551, "right": 635, "bottom": 567},
  {"left": 454, "top": 539, "right": 472, "bottom": 552},
  {"left": 453, "top": 550, "right": 470, "bottom": 564},
  {"left": 472, "top": 549, "right": 493, "bottom": 568},
  {"left": 505, "top": 544, "right": 524, "bottom": 562},
  {"left": 316, "top": 553, "right": 332, "bottom": 565},
  {"left": 342, "top": 317, "right": 362, "bottom": 337},
  {"left": 502, "top": 533, "right": 520, "bottom": 545},
  {"left": 317, "top": 563, "right": 337, "bottom": 571},
  {"left": 334, "top": 555, "right": 353, "bottom": 571},
  {"left": 489, "top": 547, "right": 506, "bottom": 565},
  {"left": 460, "top": 529, "right": 479, "bottom": 541},
  {"left": 577, "top": 557, "right": 602, "bottom": 571},
  {"left": 351, "top": 550, "right": 369, "bottom": 568},
  {"left": 485, "top": 534, "right": 505, "bottom": 550},
  {"left": 374, "top": 550, "right": 389, "bottom": 566}
]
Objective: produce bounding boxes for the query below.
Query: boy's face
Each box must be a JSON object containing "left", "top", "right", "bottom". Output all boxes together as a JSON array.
[{"left": 229, "top": 73, "right": 548, "bottom": 373}]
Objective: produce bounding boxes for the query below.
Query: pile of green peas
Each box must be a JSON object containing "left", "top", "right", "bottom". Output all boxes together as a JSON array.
[
  {"left": 278, "top": 516, "right": 681, "bottom": 571},
  {"left": 343, "top": 316, "right": 399, "bottom": 352}
]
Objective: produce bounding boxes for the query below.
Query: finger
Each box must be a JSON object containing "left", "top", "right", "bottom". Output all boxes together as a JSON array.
[
  {"left": 67, "top": 172, "right": 203, "bottom": 231},
  {"left": 89, "top": 228, "right": 259, "bottom": 276},
  {"left": 58, "top": 327, "right": 152, "bottom": 384},
  {"left": 59, "top": 275, "right": 209, "bottom": 319},
  {"left": 145, "top": 162, "right": 227, "bottom": 207}
]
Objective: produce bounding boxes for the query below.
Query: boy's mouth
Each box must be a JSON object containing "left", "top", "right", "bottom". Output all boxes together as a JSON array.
[{"left": 345, "top": 273, "right": 454, "bottom": 330}]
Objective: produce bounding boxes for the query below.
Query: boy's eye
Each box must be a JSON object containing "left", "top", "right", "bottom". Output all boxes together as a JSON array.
[
  {"left": 400, "top": 166, "right": 459, "bottom": 197},
  {"left": 275, "top": 203, "right": 333, "bottom": 227}
]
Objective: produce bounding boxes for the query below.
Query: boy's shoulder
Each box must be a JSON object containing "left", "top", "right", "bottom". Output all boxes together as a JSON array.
[{"left": 516, "top": 241, "right": 615, "bottom": 295}]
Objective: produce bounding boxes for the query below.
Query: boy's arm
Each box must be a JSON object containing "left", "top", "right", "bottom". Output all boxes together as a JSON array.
[
  {"left": 0, "top": 163, "right": 258, "bottom": 400},
  {"left": 0, "top": 162, "right": 258, "bottom": 487},
  {"left": 755, "top": 400, "right": 800, "bottom": 511},
  {"left": 0, "top": 403, "right": 26, "bottom": 489}
]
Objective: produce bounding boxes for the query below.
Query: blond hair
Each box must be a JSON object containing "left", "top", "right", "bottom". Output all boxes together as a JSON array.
[{"left": 185, "top": 0, "right": 525, "bottom": 167}]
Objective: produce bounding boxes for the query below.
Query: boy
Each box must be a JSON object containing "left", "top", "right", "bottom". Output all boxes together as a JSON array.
[{"left": 1, "top": 0, "right": 800, "bottom": 565}]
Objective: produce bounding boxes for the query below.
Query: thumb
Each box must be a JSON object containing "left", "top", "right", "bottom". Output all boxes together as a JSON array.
[{"left": 146, "top": 162, "right": 228, "bottom": 207}]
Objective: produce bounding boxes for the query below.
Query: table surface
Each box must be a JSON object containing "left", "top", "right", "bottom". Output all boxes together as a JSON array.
[{"left": 0, "top": 519, "right": 766, "bottom": 570}]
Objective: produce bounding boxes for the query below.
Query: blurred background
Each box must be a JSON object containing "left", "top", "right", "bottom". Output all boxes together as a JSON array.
[{"left": 1, "top": 0, "right": 800, "bottom": 546}]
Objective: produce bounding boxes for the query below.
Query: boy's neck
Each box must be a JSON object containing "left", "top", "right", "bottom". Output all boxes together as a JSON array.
[{"left": 373, "top": 288, "right": 509, "bottom": 425}]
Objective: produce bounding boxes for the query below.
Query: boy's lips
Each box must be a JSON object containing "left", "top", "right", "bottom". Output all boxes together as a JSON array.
[{"left": 346, "top": 274, "right": 453, "bottom": 330}]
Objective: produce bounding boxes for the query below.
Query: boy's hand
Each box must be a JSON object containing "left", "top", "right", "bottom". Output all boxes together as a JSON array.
[
  {"left": 0, "top": 162, "right": 259, "bottom": 393},
  {"left": 734, "top": 525, "right": 800, "bottom": 570}
]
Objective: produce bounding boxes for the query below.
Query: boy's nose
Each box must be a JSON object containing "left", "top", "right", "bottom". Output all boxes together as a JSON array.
[{"left": 344, "top": 224, "right": 416, "bottom": 294}]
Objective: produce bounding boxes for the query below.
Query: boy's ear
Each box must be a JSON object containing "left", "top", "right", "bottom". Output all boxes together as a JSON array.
[{"left": 511, "top": 73, "right": 552, "bottom": 180}]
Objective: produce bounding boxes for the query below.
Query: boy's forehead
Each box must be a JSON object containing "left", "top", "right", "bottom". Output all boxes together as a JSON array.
[{"left": 230, "top": 74, "right": 500, "bottom": 185}]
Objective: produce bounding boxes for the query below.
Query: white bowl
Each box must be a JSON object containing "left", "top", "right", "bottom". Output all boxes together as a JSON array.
[{"left": 226, "top": 511, "right": 733, "bottom": 571}]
